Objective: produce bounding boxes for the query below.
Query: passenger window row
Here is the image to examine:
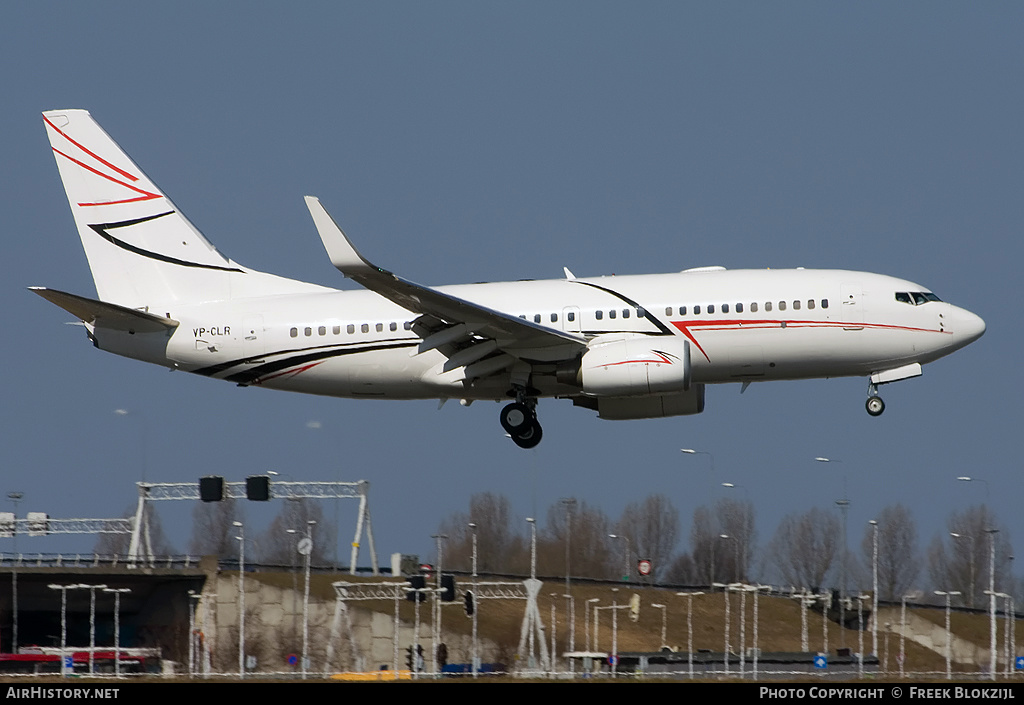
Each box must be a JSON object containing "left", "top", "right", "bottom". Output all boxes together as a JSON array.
[
  {"left": 289, "top": 321, "right": 413, "bottom": 338},
  {"left": 664, "top": 299, "right": 828, "bottom": 316}
]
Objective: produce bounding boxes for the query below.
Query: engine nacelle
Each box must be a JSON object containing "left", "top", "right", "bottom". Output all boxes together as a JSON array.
[{"left": 580, "top": 334, "right": 691, "bottom": 397}]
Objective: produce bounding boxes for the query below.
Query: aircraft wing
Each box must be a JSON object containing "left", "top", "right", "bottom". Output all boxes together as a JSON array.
[{"left": 305, "top": 196, "right": 586, "bottom": 366}]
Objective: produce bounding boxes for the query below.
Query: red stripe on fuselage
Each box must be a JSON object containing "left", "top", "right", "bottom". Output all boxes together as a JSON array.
[{"left": 670, "top": 318, "right": 946, "bottom": 363}]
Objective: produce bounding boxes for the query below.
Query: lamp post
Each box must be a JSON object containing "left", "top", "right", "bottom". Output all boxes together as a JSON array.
[
  {"left": 720, "top": 483, "right": 749, "bottom": 580},
  {"left": 7, "top": 491, "right": 23, "bottom": 654},
  {"left": 77, "top": 583, "right": 108, "bottom": 675},
  {"left": 676, "top": 591, "right": 703, "bottom": 679},
  {"left": 561, "top": 498, "right": 576, "bottom": 593},
  {"left": 681, "top": 448, "right": 716, "bottom": 496},
  {"left": 712, "top": 582, "right": 731, "bottom": 675},
  {"left": 815, "top": 456, "right": 849, "bottom": 649},
  {"left": 987, "top": 528, "right": 999, "bottom": 681},
  {"left": 103, "top": 588, "right": 130, "bottom": 677},
  {"left": 301, "top": 519, "right": 315, "bottom": 679},
  {"left": 48, "top": 584, "right": 73, "bottom": 677},
  {"left": 869, "top": 519, "right": 879, "bottom": 657},
  {"left": 469, "top": 522, "right": 478, "bottom": 678},
  {"left": 430, "top": 532, "right": 448, "bottom": 676},
  {"left": 949, "top": 532, "right": 976, "bottom": 607},
  {"left": 934, "top": 590, "right": 962, "bottom": 679},
  {"left": 608, "top": 533, "right": 631, "bottom": 582},
  {"left": 563, "top": 593, "right": 576, "bottom": 676},
  {"left": 234, "top": 521, "right": 245, "bottom": 678},
  {"left": 585, "top": 598, "right": 599, "bottom": 653}
]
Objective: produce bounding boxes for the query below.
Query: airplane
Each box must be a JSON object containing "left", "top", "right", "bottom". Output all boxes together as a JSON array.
[{"left": 34, "top": 110, "right": 986, "bottom": 448}]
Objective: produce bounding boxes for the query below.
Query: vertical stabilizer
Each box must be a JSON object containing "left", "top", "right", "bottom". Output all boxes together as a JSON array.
[{"left": 43, "top": 110, "right": 324, "bottom": 308}]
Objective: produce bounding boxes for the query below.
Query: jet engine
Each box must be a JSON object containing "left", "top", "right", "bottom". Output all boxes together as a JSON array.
[{"left": 579, "top": 334, "right": 692, "bottom": 397}]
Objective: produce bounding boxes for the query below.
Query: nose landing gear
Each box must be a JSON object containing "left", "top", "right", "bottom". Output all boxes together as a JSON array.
[{"left": 500, "top": 394, "right": 543, "bottom": 449}]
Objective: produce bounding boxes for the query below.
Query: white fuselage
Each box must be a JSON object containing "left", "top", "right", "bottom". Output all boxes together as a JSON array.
[{"left": 105, "top": 267, "right": 983, "bottom": 403}]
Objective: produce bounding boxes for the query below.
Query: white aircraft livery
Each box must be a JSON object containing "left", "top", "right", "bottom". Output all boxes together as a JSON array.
[{"left": 35, "top": 110, "right": 985, "bottom": 448}]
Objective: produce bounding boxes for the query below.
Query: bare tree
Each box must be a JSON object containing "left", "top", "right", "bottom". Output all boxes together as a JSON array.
[
  {"left": 538, "top": 499, "right": 615, "bottom": 579},
  {"left": 258, "top": 498, "right": 336, "bottom": 566},
  {"left": 615, "top": 493, "right": 680, "bottom": 582},
  {"left": 682, "top": 498, "right": 756, "bottom": 584},
  {"left": 769, "top": 507, "right": 840, "bottom": 590},
  {"left": 859, "top": 503, "right": 921, "bottom": 601},
  {"left": 438, "top": 492, "right": 527, "bottom": 574},
  {"left": 188, "top": 497, "right": 245, "bottom": 559},
  {"left": 927, "top": 504, "right": 1012, "bottom": 609}
]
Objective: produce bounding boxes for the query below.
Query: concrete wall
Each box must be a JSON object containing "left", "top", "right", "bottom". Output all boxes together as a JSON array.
[{"left": 195, "top": 569, "right": 499, "bottom": 675}]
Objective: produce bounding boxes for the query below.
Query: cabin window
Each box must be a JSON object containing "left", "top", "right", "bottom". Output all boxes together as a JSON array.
[
  {"left": 778, "top": 301, "right": 787, "bottom": 311},
  {"left": 347, "top": 324, "right": 355, "bottom": 334},
  {"left": 751, "top": 302, "right": 758, "bottom": 313},
  {"left": 374, "top": 323, "right": 381, "bottom": 332},
  {"left": 534, "top": 314, "right": 541, "bottom": 323},
  {"left": 404, "top": 321, "right": 412, "bottom": 330},
  {"left": 637, "top": 308, "right": 646, "bottom": 318},
  {"left": 807, "top": 300, "right": 815, "bottom": 310},
  {"left": 694, "top": 305, "right": 701, "bottom": 315},
  {"left": 679, "top": 306, "right": 687, "bottom": 316},
  {"left": 707, "top": 304, "right": 715, "bottom": 314},
  {"left": 318, "top": 326, "right": 327, "bottom": 336},
  {"left": 622, "top": 309, "right": 630, "bottom": 319},
  {"left": 722, "top": 303, "right": 730, "bottom": 313},
  {"left": 290, "top": 327, "right": 298, "bottom": 338},
  {"left": 567, "top": 312, "right": 575, "bottom": 322},
  {"left": 665, "top": 306, "right": 673, "bottom": 316},
  {"left": 390, "top": 322, "right": 397, "bottom": 331},
  {"left": 361, "top": 324, "right": 369, "bottom": 333},
  {"left": 551, "top": 313, "right": 558, "bottom": 323},
  {"left": 821, "top": 299, "right": 829, "bottom": 309},
  {"left": 609, "top": 309, "right": 617, "bottom": 319},
  {"left": 736, "top": 303, "right": 744, "bottom": 313},
  {"left": 304, "top": 327, "right": 312, "bottom": 337},
  {"left": 793, "top": 300, "right": 801, "bottom": 310},
  {"left": 765, "top": 302, "right": 772, "bottom": 312},
  {"left": 595, "top": 310, "right": 603, "bottom": 320},
  {"left": 333, "top": 325, "right": 341, "bottom": 335}
]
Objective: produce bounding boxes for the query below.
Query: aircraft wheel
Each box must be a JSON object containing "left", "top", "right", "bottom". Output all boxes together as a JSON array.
[
  {"left": 500, "top": 402, "right": 533, "bottom": 434},
  {"left": 866, "top": 396, "right": 885, "bottom": 417},
  {"left": 512, "top": 421, "right": 543, "bottom": 449}
]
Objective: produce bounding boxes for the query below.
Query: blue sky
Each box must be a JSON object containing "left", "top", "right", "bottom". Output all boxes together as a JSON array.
[{"left": 1, "top": 3, "right": 1019, "bottom": 578}]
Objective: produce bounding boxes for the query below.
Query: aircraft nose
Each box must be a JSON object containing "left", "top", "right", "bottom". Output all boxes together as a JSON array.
[{"left": 954, "top": 307, "right": 986, "bottom": 345}]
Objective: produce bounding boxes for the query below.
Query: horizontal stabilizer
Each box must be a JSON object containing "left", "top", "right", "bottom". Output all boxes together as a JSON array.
[{"left": 30, "top": 287, "right": 179, "bottom": 333}]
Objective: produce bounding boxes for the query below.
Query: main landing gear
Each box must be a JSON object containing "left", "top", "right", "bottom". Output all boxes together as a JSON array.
[
  {"left": 500, "top": 396, "right": 543, "bottom": 449},
  {"left": 865, "top": 382, "right": 885, "bottom": 417}
]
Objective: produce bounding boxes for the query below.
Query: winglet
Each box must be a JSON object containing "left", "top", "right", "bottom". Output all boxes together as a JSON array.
[
  {"left": 563, "top": 266, "right": 576, "bottom": 281},
  {"left": 303, "top": 196, "right": 377, "bottom": 278}
]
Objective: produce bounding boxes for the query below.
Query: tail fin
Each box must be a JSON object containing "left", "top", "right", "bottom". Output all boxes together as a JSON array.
[{"left": 43, "top": 110, "right": 323, "bottom": 308}]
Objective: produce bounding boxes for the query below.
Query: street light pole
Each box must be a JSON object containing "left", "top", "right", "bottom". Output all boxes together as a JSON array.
[
  {"left": 302, "top": 519, "right": 315, "bottom": 679},
  {"left": 469, "top": 522, "right": 478, "bottom": 678},
  {"left": 608, "top": 534, "right": 631, "bottom": 582},
  {"left": 934, "top": 590, "right": 962, "bottom": 680},
  {"left": 870, "top": 519, "right": 879, "bottom": 657},
  {"left": 987, "top": 528, "right": 999, "bottom": 681},
  {"left": 234, "top": 521, "right": 245, "bottom": 678}
]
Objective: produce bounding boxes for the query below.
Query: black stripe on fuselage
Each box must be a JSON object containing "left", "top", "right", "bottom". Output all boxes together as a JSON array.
[
  {"left": 569, "top": 280, "right": 674, "bottom": 336},
  {"left": 88, "top": 212, "right": 245, "bottom": 273},
  {"left": 190, "top": 340, "right": 418, "bottom": 385}
]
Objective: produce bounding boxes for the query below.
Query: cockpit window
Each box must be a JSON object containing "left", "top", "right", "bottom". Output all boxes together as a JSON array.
[{"left": 896, "top": 291, "right": 942, "bottom": 305}]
